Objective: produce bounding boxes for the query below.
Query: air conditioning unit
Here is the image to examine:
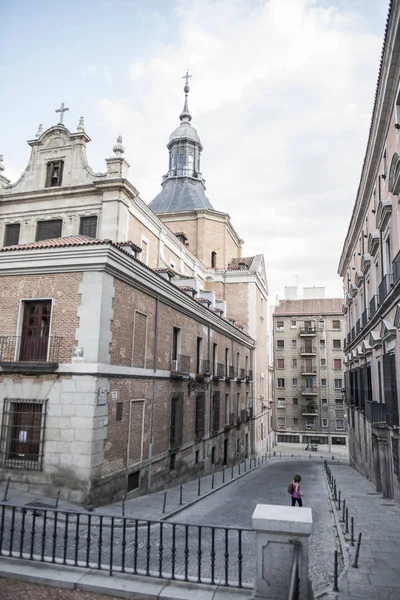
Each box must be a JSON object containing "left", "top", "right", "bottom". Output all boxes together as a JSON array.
[{"left": 171, "top": 360, "right": 179, "bottom": 371}]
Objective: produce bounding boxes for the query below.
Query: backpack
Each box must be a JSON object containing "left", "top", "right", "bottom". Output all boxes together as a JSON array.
[{"left": 288, "top": 482, "right": 294, "bottom": 495}]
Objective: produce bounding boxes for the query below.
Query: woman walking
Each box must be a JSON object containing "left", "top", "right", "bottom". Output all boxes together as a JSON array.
[{"left": 290, "top": 474, "right": 303, "bottom": 507}]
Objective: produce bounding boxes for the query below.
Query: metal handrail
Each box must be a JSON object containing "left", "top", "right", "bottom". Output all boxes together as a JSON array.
[{"left": 287, "top": 542, "right": 300, "bottom": 600}]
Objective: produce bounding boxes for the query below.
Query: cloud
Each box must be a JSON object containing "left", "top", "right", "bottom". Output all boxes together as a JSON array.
[{"left": 95, "top": 0, "right": 385, "bottom": 301}]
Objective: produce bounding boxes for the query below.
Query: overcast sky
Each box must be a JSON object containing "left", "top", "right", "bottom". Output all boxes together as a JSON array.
[{"left": 1, "top": 0, "right": 389, "bottom": 302}]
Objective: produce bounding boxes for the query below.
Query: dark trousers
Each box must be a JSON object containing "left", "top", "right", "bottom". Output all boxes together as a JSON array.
[{"left": 291, "top": 496, "right": 302, "bottom": 507}]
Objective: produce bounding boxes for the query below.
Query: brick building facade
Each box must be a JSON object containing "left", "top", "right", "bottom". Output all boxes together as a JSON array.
[{"left": 0, "top": 84, "right": 271, "bottom": 504}]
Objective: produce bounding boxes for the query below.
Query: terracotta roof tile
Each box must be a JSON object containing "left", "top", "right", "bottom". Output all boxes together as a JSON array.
[
  {"left": 227, "top": 257, "right": 254, "bottom": 271},
  {"left": 0, "top": 235, "right": 108, "bottom": 251},
  {"left": 273, "top": 298, "right": 344, "bottom": 316}
]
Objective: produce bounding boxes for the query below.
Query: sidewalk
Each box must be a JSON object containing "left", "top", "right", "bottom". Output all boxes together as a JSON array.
[
  {"left": 0, "top": 449, "right": 346, "bottom": 521},
  {"left": 320, "top": 462, "right": 400, "bottom": 600}
]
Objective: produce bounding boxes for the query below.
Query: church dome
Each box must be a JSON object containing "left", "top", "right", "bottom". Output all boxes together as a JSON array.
[{"left": 169, "top": 122, "right": 201, "bottom": 145}]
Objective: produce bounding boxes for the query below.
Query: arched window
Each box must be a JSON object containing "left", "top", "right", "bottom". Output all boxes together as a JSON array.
[{"left": 211, "top": 251, "right": 217, "bottom": 268}]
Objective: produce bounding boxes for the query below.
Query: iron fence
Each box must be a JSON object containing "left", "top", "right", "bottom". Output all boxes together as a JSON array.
[
  {"left": 369, "top": 294, "right": 380, "bottom": 318},
  {"left": 171, "top": 354, "right": 191, "bottom": 374},
  {"left": 378, "top": 273, "right": 394, "bottom": 305},
  {"left": 365, "top": 400, "right": 386, "bottom": 424},
  {"left": 0, "top": 502, "right": 254, "bottom": 588},
  {"left": 0, "top": 336, "right": 62, "bottom": 364}
]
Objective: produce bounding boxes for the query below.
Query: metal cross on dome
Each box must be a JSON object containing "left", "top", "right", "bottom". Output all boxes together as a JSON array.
[
  {"left": 182, "top": 70, "right": 192, "bottom": 86},
  {"left": 55, "top": 102, "right": 69, "bottom": 124}
]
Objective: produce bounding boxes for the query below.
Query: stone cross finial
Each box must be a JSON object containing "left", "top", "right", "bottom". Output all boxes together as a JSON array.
[
  {"left": 77, "top": 116, "right": 85, "bottom": 132},
  {"left": 182, "top": 70, "right": 192, "bottom": 87},
  {"left": 55, "top": 102, "right": 69, "bottom": 124},
  {"left": 113, "top": 135, "right": 125, "bottom": 156},
  {"left": 36, "top": 124, "right": 43, "bottom": 138}
]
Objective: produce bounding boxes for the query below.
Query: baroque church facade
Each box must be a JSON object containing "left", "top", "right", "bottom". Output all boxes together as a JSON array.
[{"left": 0, "top": 80, "right": 271, "bottom": 505}]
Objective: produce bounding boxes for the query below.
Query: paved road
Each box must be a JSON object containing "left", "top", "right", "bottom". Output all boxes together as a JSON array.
[
  {"left": 0, "top": 578, "right": 123, "bottom": 600},
  {"left": 170, "top": 458, "right": 337, "bottom": 594}
]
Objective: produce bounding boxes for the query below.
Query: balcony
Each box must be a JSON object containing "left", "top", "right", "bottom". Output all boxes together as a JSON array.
[
  {"left": 229, "top": 413, "right": 235, "bottom": 427},
  {"left": 171, "top": 354, "right": 191, "bottom": 377},
  {"left": 393, "top": 250, "right": 400, "bottom": 284},
  {"left": 277, "top": 401, "right": 286, "bottom": 409},
  {"left": 246, "top": 406, "right": 253, "bottom": 420},
  {"left": 246, "top": 370, "right": 253, "bottom": 383},
  {"left": 225, "top": 365, "right": 235, "bottom": 381},
  {"left": 302, "top": 385, "right": 318, "bottom": 395},
  {"left": 300, "top": 363, "right": 317, "bottom": 375},
  {"left": 0, "top": 336, "right": 62, "bottom": 372},
  {"left": 361, "top": 308, "right": 370, "bottom": 329},
  {"left": 335, "top": 403, "right": 345, "bottom": 412},
  {"left": 356, "top": 319, "right": 361, "bottom": 336},
  {"left": 300, "top": 345, "right": 316, "bottom": 355},
  {"left": 197, "top": 358, "right": 210, "bottom": 376},
  {"left": 300, "top": 327, "right": 316, "bottom": 336},
  {"left": 236, "top": 368, "right": 245, "bottom": 383},
  {"left": 378, "top": 273, "right": 394, "bottom": 305},
  {"left": 213, "top": 363, "right": 225, "bottom": 381},
  {"left": 370, "top": 294, "right": 380, "bottom": 318},
  {"left": 365, "top": 400, "right": 386, "bottom": 424}
]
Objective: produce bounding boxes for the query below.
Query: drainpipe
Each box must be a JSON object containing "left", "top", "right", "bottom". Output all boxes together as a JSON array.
[
  {"left": 378, "top": 176, "right": 384, "bottom": 279},
  {"left": 148, "top": 296, "right": 160, "bottom": 491}
]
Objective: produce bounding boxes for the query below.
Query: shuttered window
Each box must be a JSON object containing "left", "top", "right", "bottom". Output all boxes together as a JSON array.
[
  {"left": 4, "top": 223, "right": 20, "bottom": 247},
  {"left": 79, "top": 216, "right": 98, "bottom": 238},
  {"left": 35, "top": 219, "right": 62, "bottom": 242}
]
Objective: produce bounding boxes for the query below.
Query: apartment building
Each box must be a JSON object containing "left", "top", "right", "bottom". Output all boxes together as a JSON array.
[
  {"left": 273, "top": 298, "right": 347, "bottom": 446},
  {"left": 0, "top": 81, "right": 271, "bottom": 504},
  {"left": 338, "top": 2, "right": 400, "bottom": 501}
]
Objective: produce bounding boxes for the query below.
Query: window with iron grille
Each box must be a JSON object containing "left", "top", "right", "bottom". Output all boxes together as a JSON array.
[
  {"left": 212, "top": 392, "right": 220, "bottom": 433},
  {"left": 170, "top": 394, "right": 183, "bottom": 449},
  {"left": 116, "top": 402, "right": 123, "bottom": 421},
  {"left": 195, "top": 394, "right": 205, "bottom": 439},
  {"left": 0, "top": 399, "right": 47, "bottom": 470},
  {"left": 79, "top": 216, "right": 98, "bottom": 238},
  {"left": 392, "top": 438, "right": 399, "bottom": 478},
  {"left": 4, "top": 223, "right": 20, "bottom": 247},
  {"left": 45, "top": 161, "right": 64, "bottom": 187},
  {"left": 36, "top": 219, "right": 62, "bottom": 242}
]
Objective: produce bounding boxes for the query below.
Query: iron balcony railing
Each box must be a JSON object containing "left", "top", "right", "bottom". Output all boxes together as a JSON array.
[
  {"left": 247, "top": 406, "right": 253, "bottom": 419},
  {"left": 0, "top": 502, "right": 254, "bottom": 589},
  {"left": 393, "top": 250, "right": 400, "bottom": 284},
  {"left": 299, "top": 327, "right": 316, "bottom": 335},
  {"left": 237, "top": 368, "right": 245, "bottom": 381},
  {"left": 300, "top": 345, "right": 316, "bottom": 355},
  {"left": 369, "top": 294, "right": 380, "bottom": 318},
  {"left": 197, "top": 358, "right": 210, "bottom": 376},
  {"left": 229, "top": 412, "right": 235, "bottom": 427},
  {"left": 0, "top": 336, "right": 62, "bottom": 364},
  {"left": 226, "top": 365, "right": 235, "bottom": 380},
  {"left": 385, "top": 397, "right": 399, "bottom": 428},
  {"left": 356, "top": 319, "right": 361, "bottom": 336},
  {"left": 365, "top": 400, "right": 386, "bottom": 424},
  {"left": 246, "top": 370, "right": 253, "bottom": 382},
  {"left": 171, "top": 354, "right": 191, "bottom": 374},
  {"left": 302, "top": 385, "right": 318, "bottom": 395},
  {"left": 361, "top": 308, "right": 370, "bottom": 329},
  {"left": 378, "top": 273, "right": 394, "bottom": 306},
  {"left": 214, "top": 363, "right": 225, "bottom": 379},
  {"left": 300, "top": 363, "right": 317, "bottom": 375},
  {"left": 351, "top": 326, "right": 356, "bottom": 341}
]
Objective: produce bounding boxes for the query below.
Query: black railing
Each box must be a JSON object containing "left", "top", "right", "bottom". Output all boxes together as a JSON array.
[
  {"left": 214, "top": 363, "right": 225, "bottom": 379},
  {"left": 343, "top": 337, "right": 347, "bottom": 348},
  {"left": 300, "top": 363, "right": 317, "bottom": 374},
  {"left": 370, "top": 295, "right": 379, "bottom": 318},
  {"left": 356, "top": 319, "right": 361, "bottom": 336},
  {"left": 287, "top": 542, "right": 300, "bottom": 600},
  {"left": 0, "top": 503, "right": 254, "bottom": 588},
  {"left": 300, "top": 345, "right": 316, "bottom": 354},
  {"left": 351, "top": 326, "right": 356, "bottom": 341},
  {"left": 171, "top": 354, "right": 191, "bottom": 373},
  {"left": 378, "top": 273, "right": 394, "bottom": 305},
  {"left": 240, "top": 410, "right": 247, "bottom": 423},
  {"left": 247, "top": 406, "right": 253, "bottom": 419},
  {"left": 238, "top": 368, "right": 245, "bottom": 381},
  {"left": 386, "top": 398, "right": 399, "bottom": 428},
  {"left": 393, "top": 250, "right": 400, "bottom": 284},
  {"left": 198, "top": 358, "right": 210, "bottom": 375},
  {"left": 246, "top": 370, "right": 253, "bottom": 381},
  {"left": 0, "top": 336, "right": 62, "bottom": 364},
  {"left": 229, "top": 413, "right": 235, "bottom": 427},
  {"left": 361, "top": 308, "right": 369, "bottom": 328},
  {"left": 226, "top": 365, "right": 235, "bottom": 380},
  {"left": 365, "top": 400, "right": 386, "bottom": 424},
  {"left": 299, "top": 327, "right": 316, "bottom": 335}
]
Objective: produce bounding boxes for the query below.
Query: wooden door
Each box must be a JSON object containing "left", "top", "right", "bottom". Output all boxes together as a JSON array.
[{"left": 20, "top": 301, "right": 51, "bottom": 361}]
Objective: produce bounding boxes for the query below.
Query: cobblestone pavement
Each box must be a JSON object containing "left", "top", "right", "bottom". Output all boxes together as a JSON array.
[
  {"left": 320, "top": 463, "right": 400, "bottom": 600},
  {"left": 169, "top": 458, "right": 337, "bottom": 595},
  {"left": 0, "top": 577, "right": 123, "bottom": 600}
]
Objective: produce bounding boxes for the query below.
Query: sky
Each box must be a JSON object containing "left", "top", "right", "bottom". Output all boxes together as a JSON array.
[{"left": 0, "top": 0, "right": 389, "bottom": 303}]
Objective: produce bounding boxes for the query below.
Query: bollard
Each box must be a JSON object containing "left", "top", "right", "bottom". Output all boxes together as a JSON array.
[
  {"left": 162, "top": 491, "right": 167, "bottom": 514},
  {"left": 262, "top": 454, "right": 264, "bottom": 464},
  {"left": 2, "top": 476, "right": 11, "bottom": 502},
  {"left": 244, "top": 460, "right": 247, "bottom": 472},
  {"left": 198, "top": 478, "right": 201, "bottom": 496},
  {"left": 179, "top": 484, "right": 183, "bottom": 506},
  {"left": 333, "top": 550, "right": 339, "bottom": 592},
  {"left": 55, "top": 488, "right": 61, "bottom": 510},
  {"left": 352, "top": 532, "right": 362, "bottom": 568},
  {"left": 334, "top": 481, "right": 337, "bottom": 501},
  {"left": 309, "top": 454, "right": 311, "bottom": 459},
  {"left": 273, "top": 451, "right": 276, "bottom": 456},
  {"left": 258, "top": 456, "right": 260, "bottom": 466},
  {"left": 341, "top": 499, "right": 346, "bottom": 523},
  {"left": 231, "top": 465, "right": 234, "bottom": 479},
  {"left": 345, "top": 507, "right": 349, "bottom": 534},
  {"left": 222, "top": 467, "right": 225, "bottom": 484},
  {"left": 280, "top": 452, "right": 281, "bottom": 458},
  {"left": 338, "top": 491, "right": 341, "bottom": 511},
  {"left": 350, "top": 517, "right": 355, "bottom": 546},
  {"left": 212, "top": 474, "right": 215, "bottom": 489},
  {"left": 122, "top": 494, "right": 126, "bottom": 517},
  {"left": 238, "top": 463, "right": 241, "bottom": 475},
  {"left": 269, "top": 452, "right": 271, "bottom": 459}
]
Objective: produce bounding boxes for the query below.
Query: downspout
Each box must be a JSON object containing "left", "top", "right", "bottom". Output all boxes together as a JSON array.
[
  {"left": 148, "top": 296, "right": 160, "bottom": 491},
  {"left": 378, "top": 175, "right": 384, "bottom": 279}
]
